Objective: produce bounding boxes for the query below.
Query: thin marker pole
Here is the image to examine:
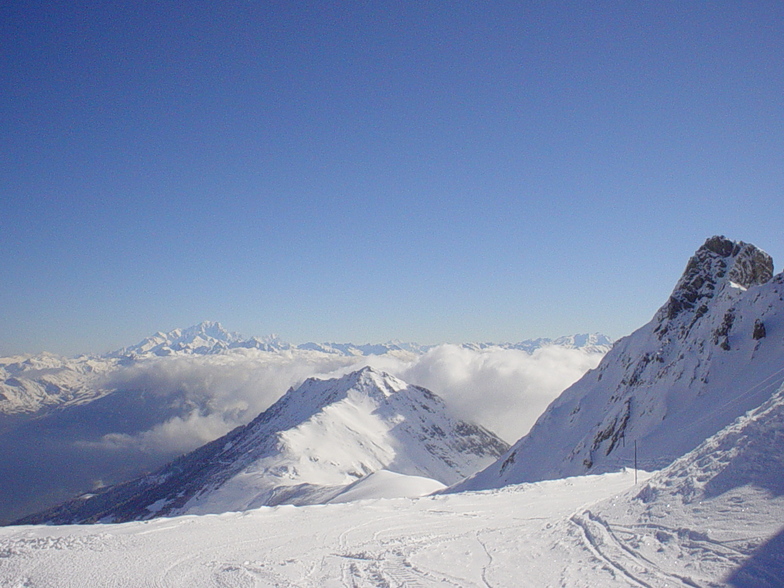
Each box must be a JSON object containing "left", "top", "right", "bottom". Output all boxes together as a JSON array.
[{"left": 634, "top": 440, "right": 638, "bottom": 485}]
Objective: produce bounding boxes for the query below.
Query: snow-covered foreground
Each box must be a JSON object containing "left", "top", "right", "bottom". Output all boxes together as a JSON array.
[
  {"left": 0, "top": 471, "right": 642, "bottom": 587},
  {"left": 2, "top": 467, "right": 780, "bottom": 587}
]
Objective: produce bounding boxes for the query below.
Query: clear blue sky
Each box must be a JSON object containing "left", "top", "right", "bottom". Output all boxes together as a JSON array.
[{"left": 2, "top": 1, "right": 782, "bottom": 356}]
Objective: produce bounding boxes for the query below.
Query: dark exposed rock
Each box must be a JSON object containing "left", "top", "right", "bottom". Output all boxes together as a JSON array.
[
  {"left": 662, "top": 236, "right": 773, "bottom": 325},
  {"left": 753, "top": 319, "right": 767, "bottom": 340},
  {"left": 703, "top": 235, "right": 738, "bottom": 257},
  {"left": 713, "top": 311, "right": 736, "bottom": 350},
  {"left": 589, "top": 398, "right": 631, "bottom": 459},
  {"left": 499, "top": 450, "right": 516, "bottom": 473}
]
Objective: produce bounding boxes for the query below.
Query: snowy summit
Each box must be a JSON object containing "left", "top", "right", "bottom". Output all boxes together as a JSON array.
[{"left": 20, "top": 367, "right": 508, "bottom": 523}]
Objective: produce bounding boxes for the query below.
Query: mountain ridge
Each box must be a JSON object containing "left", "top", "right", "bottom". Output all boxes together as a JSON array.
[
  {"left": 17, "top": 367, "right": 509, "bottom": 524},
  {"left": 113, "top": 321, "right": 613, "bottom": 359},
  {"left": 453, "top": 235, "right": 784, "bottom": 492}
]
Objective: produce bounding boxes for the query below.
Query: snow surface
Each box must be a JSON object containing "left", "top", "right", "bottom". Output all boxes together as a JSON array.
[
  {"left": 579, "top": 381, "right": 784, "bottom": 587},
  {"left": 326, "top": 470, "right": 446, "bottom": 503},
  {"left": 2, "top": 461, "right": 780, "bottom": 587},
  {"left": 4, "top": 380, "right": 784, "bottom": 586},
  {"left": 0, "top": 471, "right": 652, "bottom": 587}
]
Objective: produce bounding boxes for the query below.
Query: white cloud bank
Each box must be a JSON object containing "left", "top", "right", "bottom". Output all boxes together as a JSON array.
[
  {"left": 393, "top": 345, "right": 604, "bottom": 442},
  {"left": 95, "top": 345, "right": 605, "bottom": 454}
]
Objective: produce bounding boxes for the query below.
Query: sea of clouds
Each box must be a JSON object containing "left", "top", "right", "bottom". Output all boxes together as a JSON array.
[
  {"left": 0, "top": 344, "right": 606, "bottom": 522},
  {"left": 96, "top": 344, "right": 604, "bottom": 453}
]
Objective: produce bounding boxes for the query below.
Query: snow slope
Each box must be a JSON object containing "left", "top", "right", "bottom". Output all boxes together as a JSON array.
[
  {"left": 0, "top": 471, "right": 649, "bottom": 587},
  {"left": 0, "top": 353, "right": 118, "bottom": 418},
  {"left": 326, "top": 470, "right": 447, "bottom": 503},
  {"left": 553, "top": 380, "right": 784, "bottom": 587},
  {"left": 4, "top": 384, "right": 783, "bottom": 586},
  {"left": 3, "top": 446, "right": 780, "bottom": 588},
  {"left": 19, "top": 367, "right": 508, "bottom": 523},
  {"left": 455, "top": 235, "right": 784, "bottom": 491}
]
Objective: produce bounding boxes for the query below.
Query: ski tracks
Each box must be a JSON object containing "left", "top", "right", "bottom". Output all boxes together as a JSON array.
[
  {"left": 568, "top": 509, "right": 746, "bottom": 587},
  {"left": 329, "top": 513, "right": 495, "bottom": 587},
  {"left": 333, "top": 534, "right": 464, "bottom": 587}
]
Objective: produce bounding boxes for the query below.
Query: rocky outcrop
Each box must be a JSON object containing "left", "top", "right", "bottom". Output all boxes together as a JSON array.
[{"left": 659, "top": 235, "right": 772, "bottom": 326}]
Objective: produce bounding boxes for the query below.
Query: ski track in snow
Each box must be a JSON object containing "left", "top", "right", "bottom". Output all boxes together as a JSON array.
[
  {"left": 0, "top": 471, "right": 650, "bottom": 587},
  {"left": 3, "top": 468, "right": 782, "bottom": 587}
]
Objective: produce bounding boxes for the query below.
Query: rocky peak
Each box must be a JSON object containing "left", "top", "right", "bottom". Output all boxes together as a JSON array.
[
  {"left": 110, "top": 321, "right": 246, "bottom": 357},
  {"left": 352, "top": 365, "right": 399, "bottom": 388},
  {"left": 659, "top": 236, "right": 773, "bottom": 324},
  {"left": 277, "top": 367, "right": 404, "bottom": 417}
]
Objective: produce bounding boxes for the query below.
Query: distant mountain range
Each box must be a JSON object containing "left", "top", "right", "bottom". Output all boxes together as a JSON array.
[
  {"left": 0, "top": 327, "right": 612, "bottom": 417},
  {"left": 111, "top": 320, "right": 613, "bottom": 358}
]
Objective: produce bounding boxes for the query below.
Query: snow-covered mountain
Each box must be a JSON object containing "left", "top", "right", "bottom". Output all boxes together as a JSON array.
[
  {"left": 0, "top": 322, "right": 258, "bottom": 417},
  {"left": 0, "top": 353, "right": 118, "bottom": 419},
  {"left": 622, "top": 379, "right": 784, "bottom": 514},
  {"left": 0, "top": 322, "right": 611, "bottom": 418},
  {"left": 295, "top": 340, "right": 431, "bottom": 356},
  {"left": 0, "top": 325, "right": 607, "bottom": 523},
  {"left": 6, "top": 388, "right": 782, "bottom": 585},
  {"left": 454, "top": 235, "right": 784, "bottom": 491},
  {"left": 109, "top": 321, "right": 292, "bottom": 357},
  {"left": 460, "top": 333, "right": 613, "bottom": 354},
  {"left": 302, "top": 334, "right": 614, "bottom": 357},
  {"left": 110, "top": 321, "right": 612, "bottom": 360},
  {"left": 19, "top": 367, "right": 508, "bottom": 523}
]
